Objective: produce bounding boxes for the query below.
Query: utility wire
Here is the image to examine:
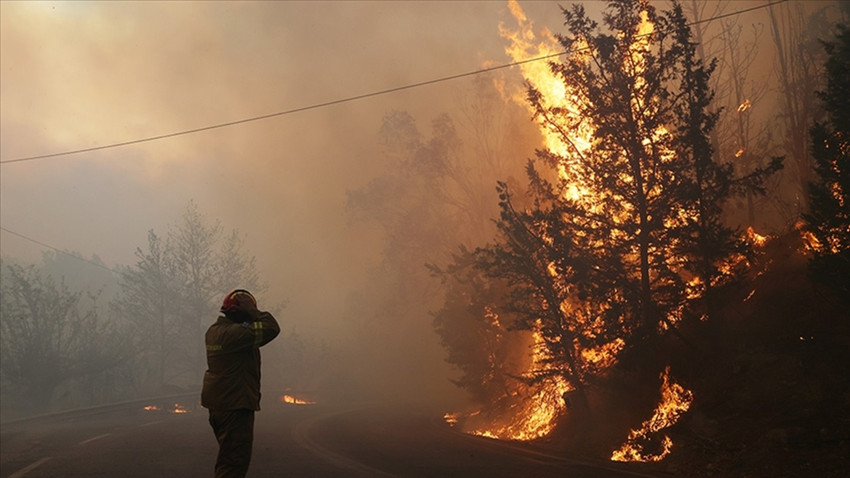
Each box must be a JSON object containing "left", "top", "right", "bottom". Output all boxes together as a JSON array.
[
  {"left": 0, "top": 226, "right": 118, "bottom": 273},
  {"left": 0, "top": 0, "right": 787, "bottom": 165}
]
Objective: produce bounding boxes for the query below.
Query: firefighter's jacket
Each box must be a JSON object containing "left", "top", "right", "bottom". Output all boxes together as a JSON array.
[{"left": 201, "top": 310, "right": 280, "bottom": 411}]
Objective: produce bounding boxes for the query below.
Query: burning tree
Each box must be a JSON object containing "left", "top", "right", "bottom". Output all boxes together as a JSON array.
[
  {"left": 440, "top": 0, "right": 779, "bottom": 447},
  {"left": 804, "top": 22, "right": 850, "bottom": 301}
]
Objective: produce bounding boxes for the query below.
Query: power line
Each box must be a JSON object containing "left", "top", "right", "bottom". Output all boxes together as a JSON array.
[
  {"left": 0, "top": 0, "right": 787, "bottom": 165},
  {"left": 0, "top": 226, "right": 118, "bottom": 274},
  {"left": 0, "top": 55, "right": 554, "bottom": 165}
]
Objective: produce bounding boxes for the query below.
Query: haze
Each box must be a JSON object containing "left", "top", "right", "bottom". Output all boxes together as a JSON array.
[{"left": 1, "top": 0, "right": 838, "bottom": 413}]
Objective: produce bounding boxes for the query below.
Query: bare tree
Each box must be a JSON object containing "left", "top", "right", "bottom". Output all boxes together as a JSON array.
[
  {"left": 686, "top": 1, "right": 783, "bottom": 230},
  {"left": 767, "top": 1, "right": 835, "bottom": 217}
]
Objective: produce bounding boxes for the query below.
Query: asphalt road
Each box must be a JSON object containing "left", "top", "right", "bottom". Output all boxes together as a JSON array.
[{"left": 1, "top": 398, "right": 663, "bottom": 477}]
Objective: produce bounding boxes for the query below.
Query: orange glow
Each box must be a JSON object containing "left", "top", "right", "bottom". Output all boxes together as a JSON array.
[
  {"left": 801, "top": 229, "right": 823, "bottom": 253},
  {"left": 456, "top": 329, "right": 573, "bottom": 441},
  {"left": 746, "top": 227, "right": 769, "bottom": 248},
  {"left": 142, "top": 405, "right": 160, "bottom": 411},
  {"left": 611, "top": 366, "right": 693, "bottom": 462},
  {"left": 499, "top": 0, "right": 594, "bottom": 184},
  {"left": 171, "top": 403, "right": 188, "bottom": 414},
  {"left": 468, "top": 376, "right": 572, "bottom": 441},
  {"left": 281, "top": 394, "right": 315, "bottom": 405},
  {"left": 446, "top": 0, "right": 657, "bottom": 444},
  {"left": 737, "top": 99, "right": 752, "bottom": 113},
  {"left": 581, "top": 338, "right": 625, "bottom": 370},
  {"left": 443, "top": 412, "right": 460, "bottom": 427}
]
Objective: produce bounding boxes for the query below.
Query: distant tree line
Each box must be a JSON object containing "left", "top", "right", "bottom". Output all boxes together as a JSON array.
[{"left": 0, "top": 201, "right": 313, "bottom": 418}]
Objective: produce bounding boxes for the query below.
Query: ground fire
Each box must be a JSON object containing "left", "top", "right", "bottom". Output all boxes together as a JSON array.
[
  {"left": 610, "top": 366, "right": 694, "bottom": 462},
  {"left": 281, "top": 394, "right": 315, "bottom": 405}
]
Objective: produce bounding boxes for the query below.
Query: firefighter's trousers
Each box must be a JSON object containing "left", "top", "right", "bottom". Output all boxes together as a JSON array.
[{"left": 208, "top": 409, "right": 255, "bottom": 478}]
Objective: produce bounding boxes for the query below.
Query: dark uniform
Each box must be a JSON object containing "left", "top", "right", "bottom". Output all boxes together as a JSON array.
[{"left": 202, "top": 291, "right": 280, "bottom": 478}]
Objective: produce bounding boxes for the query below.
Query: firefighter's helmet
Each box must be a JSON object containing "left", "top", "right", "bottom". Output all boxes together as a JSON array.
[{"left": 220, "top": 289, "right": 256, "bottom": 313}]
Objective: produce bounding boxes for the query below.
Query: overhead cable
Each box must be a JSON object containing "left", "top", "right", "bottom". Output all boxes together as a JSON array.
[
  {"left": 0, "top": 0, "right": 788, "bottom": 165},
  {"left": 0, "top": 226, "right": 118, "bottom": 273}
]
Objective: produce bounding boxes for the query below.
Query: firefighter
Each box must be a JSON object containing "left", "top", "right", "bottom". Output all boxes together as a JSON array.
[{"left": 202, "top": 289, "right": 280, "bottom": 478}]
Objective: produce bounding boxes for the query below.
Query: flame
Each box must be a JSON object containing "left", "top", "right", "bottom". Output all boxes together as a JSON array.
[
  {"left": 171, "top": 402, "right": 189, "bottom": 414},
  {"left": 581, "top": 338, "right": 625, "bottom": 370},
  {"left": 450, "top": 329, "right": 573, "bottom": 441},
  {"left": 281, "top": 394, "right": 315, "bottom": 405},
  {"left": 142, "top": 405, "right": 160, "bottom": 411},
  {"left": 444, "top": 412, "right": 460, "bottom": 427},
  {"left": 801, "top": 229, "right": 823, "bottom": 252},
  {"left": 499, "top": 0, "right": 594, "bottom": 175},
  {"left": 444, "top": 0, "right": 652, "bottom": 443},
  {"left": 737, "top": 99, "right": 751, "bottom": 113},
  {"left": 746, "top": 226, "right": 769, "bottom": 248},
  {"left": 611, "top": 366, "right": 693, "bottom": 462},
  {"left": 468, "top": 376, "right": 572, "bottom": 441}
]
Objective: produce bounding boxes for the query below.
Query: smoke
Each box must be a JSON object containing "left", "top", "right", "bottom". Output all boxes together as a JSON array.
[
  {"left": 0, "top": 1, "right": 568, "bottom": 412},
  {"left": 5, "top": 1, "right": 839, "bottom": 416}
]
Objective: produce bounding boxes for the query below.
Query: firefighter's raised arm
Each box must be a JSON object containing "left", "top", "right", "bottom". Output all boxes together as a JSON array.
[{"left": 232, "top": 292, "right": 280, "bottom": 347}]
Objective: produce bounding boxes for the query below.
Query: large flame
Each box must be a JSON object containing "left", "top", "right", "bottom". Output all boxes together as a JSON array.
[
  {"left": 443, "top": 0, "right": 639, "bottom": 444},
  {"left": 451, "top": 1, "right": 705, "bottom": 450},
  {"left": 446, "top": 326, "right": 573, "bottom": 441},
  {"left": 611, "top": 366, "right": 693, "bottom": 462}
]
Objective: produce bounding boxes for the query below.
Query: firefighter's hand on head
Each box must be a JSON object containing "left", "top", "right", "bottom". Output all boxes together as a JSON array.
[
  {"left": 233, "top": 293, "right": 259, "bottom": 316},
  {"left": 221, "top": 289, "right": 259, "bottom": 322}
]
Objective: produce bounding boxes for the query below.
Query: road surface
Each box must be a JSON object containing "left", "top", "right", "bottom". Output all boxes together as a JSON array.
[{"left": 1, "top": 398, "right": 664, "bottom": 477}]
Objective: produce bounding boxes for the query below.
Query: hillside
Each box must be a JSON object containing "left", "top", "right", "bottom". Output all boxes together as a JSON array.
[{"left": 541, "top": 228, "right": 850, "bottom": 476}]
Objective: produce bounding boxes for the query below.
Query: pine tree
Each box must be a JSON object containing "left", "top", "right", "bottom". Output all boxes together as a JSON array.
[
  {"left": 478, "top": 0, "right": 779, "bottom": 391},
  {"left": 805, "top": 23, "right": 850, "bottom": 300}
]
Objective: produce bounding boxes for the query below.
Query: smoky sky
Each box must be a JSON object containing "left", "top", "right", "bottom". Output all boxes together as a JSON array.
[
  {"left": 1, "top": 1, "right": 840, "bottom": 407},
  {"left": 0, "top": 1, "right": 566, "bottom": 342}
]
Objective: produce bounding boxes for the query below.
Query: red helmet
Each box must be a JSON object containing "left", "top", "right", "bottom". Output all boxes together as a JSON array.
[{"left": 220, "top": 289, "right": 256, "bottom": 313}]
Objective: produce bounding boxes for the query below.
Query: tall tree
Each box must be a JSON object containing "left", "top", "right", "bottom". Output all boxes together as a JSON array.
[
  {"left": 767, "top": 1, "right": 834, "bottom": 216},
  {"left": 111, "top": 201, "right": 263, "bottom": 391},
  {"left": 685, "top": 2, "right": 780, "bottom": 230},
  {"left": 112, "top": 230, "right": 183, "bottom": 391},
  {"left": 804, "top": 23, "right": 850, "bottom": 300},
  {"left": 473, "top": 0, "right": 779, "bottom": 399}
]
